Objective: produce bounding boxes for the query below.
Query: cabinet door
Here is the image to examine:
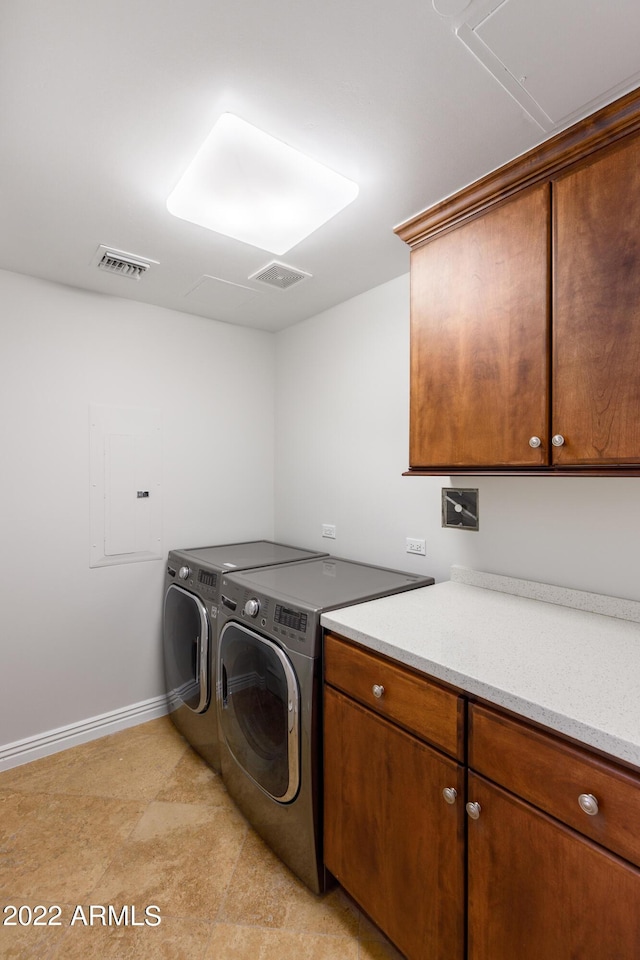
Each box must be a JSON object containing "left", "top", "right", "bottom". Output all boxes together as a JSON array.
[
  {"left": 409, "top": 184, "right": 550, "bottom": 468},
  {"left": 324, "top": 686, "right": 464, "bottom": 960},
  {"left": 467, "top": 773, "right": 640, "bottom": 960},
  {"left": 553, "top": 134, "right": 640, "bottom": 465}
]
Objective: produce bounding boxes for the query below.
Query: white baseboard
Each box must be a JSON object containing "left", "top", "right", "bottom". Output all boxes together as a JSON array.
[{"left": 0, "top": 695, "right": 169, "bottom": 772}]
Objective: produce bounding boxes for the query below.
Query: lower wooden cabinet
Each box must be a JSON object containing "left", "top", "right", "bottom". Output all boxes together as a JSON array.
[
  {"left": 324, "top": 685, "right": 465, "bottom": 960},
  {"left": 467, "top": 773, "right": 640, "bottom": 960},
  {"left": 323, "top": 634, "right": 640, "bottom": 960},
  {"left": 467, "top": 703, "right": 640, "bottom": 959}
]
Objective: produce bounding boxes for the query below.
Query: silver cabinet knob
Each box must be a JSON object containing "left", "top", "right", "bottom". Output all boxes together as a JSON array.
[
  {"left": 466, "top": 801, "right": 481, "bottom": 820},
  {"left": 578, "top": 793, "right": 599, "bottom": 816},
  {"left": 552, "top": 434, "right": 565, "bottom": 447},
  {"left": 442, "top": 787, "right": 458, "bottom": 805},
  {"left": 372, "top": 684, "right": 385, "bottom": 699},
  {"left": 529, "top": 436, "right": 541, "bottom": 448}
]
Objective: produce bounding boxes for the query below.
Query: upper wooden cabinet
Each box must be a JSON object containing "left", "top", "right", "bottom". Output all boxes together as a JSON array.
[
  {"left": 553, "top": 137, "right": 640, "bottom": 466},
  {"left": 398, "top": 88, "right": 640, "bottom": 474},
  {"left": 410, "top": 183, "right": 550, "bottom": 469}
]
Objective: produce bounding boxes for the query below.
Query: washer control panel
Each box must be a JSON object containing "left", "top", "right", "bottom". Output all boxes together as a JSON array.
[
  {"left": 166, "top": 555, "right": 219, "bottom": 601},
  {"left": 274, "top": 604, "right": 308, "bottom": 635}
]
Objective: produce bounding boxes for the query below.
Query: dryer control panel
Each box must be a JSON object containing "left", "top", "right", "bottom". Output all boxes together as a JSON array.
[{"left": 220, "top": 578, "right": 319, "bottom": 655}]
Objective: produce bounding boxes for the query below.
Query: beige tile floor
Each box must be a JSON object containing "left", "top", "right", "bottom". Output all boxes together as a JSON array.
[{"left": 0, "top": 717, "right": 405, "bottom": 959}]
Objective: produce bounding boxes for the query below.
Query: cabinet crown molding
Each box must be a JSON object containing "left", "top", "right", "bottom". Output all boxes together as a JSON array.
[{"left": 396, "top": 86, "right": 640, "bottom": 248}]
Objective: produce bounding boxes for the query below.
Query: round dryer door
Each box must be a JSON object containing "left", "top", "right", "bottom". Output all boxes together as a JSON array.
[
  {"left": 219, "top": 622, "right": 300, "bottom": 803},
  {"left": 163, "top": 584, "right": 210, "bottom": 714}
]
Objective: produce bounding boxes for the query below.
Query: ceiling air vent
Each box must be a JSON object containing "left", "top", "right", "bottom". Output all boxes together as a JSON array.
[
  {"left": 249, "top": 261, "right": 311, "bottom": 290},
  {"left": 93, "top": 245, "right": 158, "bottom": 280}
]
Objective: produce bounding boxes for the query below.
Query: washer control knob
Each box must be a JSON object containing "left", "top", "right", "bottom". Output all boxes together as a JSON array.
[
  {"left": 244, "top": 598, "right": 260, "bottom": 618},
  {"left": 178, "top": 566, "right": 191, "bottom": 580}
]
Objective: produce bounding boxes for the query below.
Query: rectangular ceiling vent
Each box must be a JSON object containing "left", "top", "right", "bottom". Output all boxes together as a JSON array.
[
  {"left": 249, "top": 261, "right": 311, "bottom": 291},
  {"left": 93, "top": 245, "right": 158, "bottom": 280}
]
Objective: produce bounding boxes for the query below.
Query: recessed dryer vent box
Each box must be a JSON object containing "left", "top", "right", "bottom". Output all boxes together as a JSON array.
[{"left": 442, "top": 488, "right": 479, "bottom": 531}]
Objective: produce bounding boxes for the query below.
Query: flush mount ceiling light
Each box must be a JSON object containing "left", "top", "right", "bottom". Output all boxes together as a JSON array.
[{"left": 166, "top": 113, "right": 359, "bottom": 255}]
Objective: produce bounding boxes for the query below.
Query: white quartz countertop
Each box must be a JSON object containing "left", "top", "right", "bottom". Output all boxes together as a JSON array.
[{"left": 320, "top": 567, "right": 640, "bottom": 769}]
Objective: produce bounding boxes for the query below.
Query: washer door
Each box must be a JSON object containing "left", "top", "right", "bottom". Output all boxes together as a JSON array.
[
  {"left": 219, "top": 622, "right": 300, "bottom": 803},
  {"left": 163, "top": 584, "right": 210, "bottom": 714}
]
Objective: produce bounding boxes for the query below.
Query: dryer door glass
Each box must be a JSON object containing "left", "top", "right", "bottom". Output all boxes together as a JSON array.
[
  {"left": 163, "top": 585, "right": 209, "bottom": 713},
  {"left": 219, "top": 622, "right": 300, "bottom": 803}
]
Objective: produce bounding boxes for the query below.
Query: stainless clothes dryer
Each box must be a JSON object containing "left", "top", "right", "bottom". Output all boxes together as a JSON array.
[
  {"left": 216, "top": 556, "right": 434, "bottom": 893},
  {"left": 162, "top": 540, "right": 326, "bottom": 772}
]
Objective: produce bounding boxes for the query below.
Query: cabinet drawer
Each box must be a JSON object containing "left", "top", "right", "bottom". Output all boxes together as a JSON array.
[
  {"left": 324, "top": 633, "right": 463, "bottom": 759},
  {"left": 469, "top": 703, "right": 640, "bottom": 868}
]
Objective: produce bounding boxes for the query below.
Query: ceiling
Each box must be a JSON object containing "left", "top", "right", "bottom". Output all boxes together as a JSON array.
[{"left": 2, "top": 0, "right": 640, "bottom": 332}]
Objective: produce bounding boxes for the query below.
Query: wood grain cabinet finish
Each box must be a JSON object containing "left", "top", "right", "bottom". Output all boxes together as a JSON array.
[
  {"left": 410, "top": 184, "right": 550, "bottom": 469},
  {"left": 324, "top": 631, "right": 464, "bottom": 758},
  {"left": 467, "top": 704, "right": 640, "bottom": 960},
  {"left": 553, "top": 134, "right": 640, "bottom": 465},
  {"left": 324, "top": 633, "right": 640, "bottom": 959},
  {"left": 467, "top": 773, "right": 640, "bottom": 960},
  {"left": 323, "top": 635, "right": 465, "bottom": 960},
  {"left": 399, "top": 87, "right": 640, "bottom": 474},
  {"left": 469, "top": 703, "right": 640, "bottom": 867}
]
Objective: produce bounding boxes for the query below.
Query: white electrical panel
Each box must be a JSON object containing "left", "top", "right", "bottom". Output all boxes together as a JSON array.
[{"left": 90, "top": 404, "right": 162, "bottom": 567}]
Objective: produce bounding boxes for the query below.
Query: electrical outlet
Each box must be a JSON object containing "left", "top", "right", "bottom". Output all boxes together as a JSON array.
[
  {"left": 406, "top": 537, "right": 426, "bottom": 555},
  {"left": 322, "top": 523, "right": 337, "bottom": 539}
]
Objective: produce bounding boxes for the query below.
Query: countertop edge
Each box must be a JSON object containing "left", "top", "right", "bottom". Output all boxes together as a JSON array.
[
  {"left": 321, "top": 570, "right": 640, "bottom": 770},
  {"left": 320, "top": 616, "right": 639, "bottom": 768}
]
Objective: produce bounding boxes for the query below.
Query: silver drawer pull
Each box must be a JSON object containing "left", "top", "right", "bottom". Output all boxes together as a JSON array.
[
  {"left": 442, "top": 787, "right": 457, "bottom": 805},
  {"left": 578, "top": 793, "right": 599, "bottom": 816},
  {"left": 552, "top": 434, "right": 565, "bottom": 447},
  {"left": 529, "top": 436, "right": 541, "bottom": 448},
  {"left": 466, "top": 801, "right": 481, "bottom": 820},
  {"left": 372, "top": 684, "right": 385, "bottom": 699}
]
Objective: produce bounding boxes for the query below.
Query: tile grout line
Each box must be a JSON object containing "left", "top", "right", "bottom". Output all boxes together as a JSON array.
[
  {"left": 81, "top": 721, "right": 193, "bottom": 907},
  {"left": 1, "top": 718, "right": 404, "bottom": 959}
]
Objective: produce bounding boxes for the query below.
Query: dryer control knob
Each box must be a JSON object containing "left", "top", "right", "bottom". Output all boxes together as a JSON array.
[
  {"left": 244, "top": 598, "right": 260, "bottom": 618},
  {"left": 178, "top": 566, "right": 191, "bottom": 580}
]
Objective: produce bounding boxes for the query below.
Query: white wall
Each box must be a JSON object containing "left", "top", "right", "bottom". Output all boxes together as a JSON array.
[
  {"left": 4, "top": 265, "right": 640, "bottom": 761},
  {"left": 274, "top": 273, "right": 640, "bottom": 602},
  {"left": 0, "top": 269, "right": 275, "bottom": 750}
]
